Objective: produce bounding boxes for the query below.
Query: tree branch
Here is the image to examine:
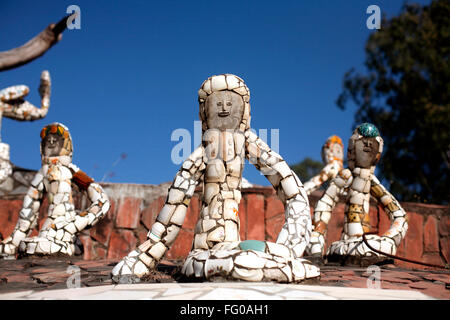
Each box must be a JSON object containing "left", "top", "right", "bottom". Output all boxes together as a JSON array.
[{"left": 0, "top": 14, "right": 75, "bottom": 72}]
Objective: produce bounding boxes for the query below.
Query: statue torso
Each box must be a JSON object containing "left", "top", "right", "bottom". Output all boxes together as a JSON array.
[
  {"left": 193, "top": 129, "right": 246, "bottom": 249},
  {"left": 344, "top": 167, "right": 373, "bottom": 237},
  {"left": 42, "top": 160, "right": 75, "bottom": 219}
]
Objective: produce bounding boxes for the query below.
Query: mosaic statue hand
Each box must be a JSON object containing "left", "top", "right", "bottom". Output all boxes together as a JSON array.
[
  {"left": 111, "top": 246, "right": 155, "bottom": 284},
  {"left": 38, "top": 70, "right": 51, "bottom": 109}
]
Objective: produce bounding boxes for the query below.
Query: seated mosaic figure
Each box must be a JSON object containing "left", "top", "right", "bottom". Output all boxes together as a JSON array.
[
  {"left": 0, "top": 71, "right": 51, "bottom": 188},
  {"left": 307, "top": 123, "right": 408, "bottom": 265},
  {"left": 112, "top": 74, "right": 319, "bottom": 283},
  {"left": 303, "top": 135, "right": 344, "bottom": 195},
  {"left": 0, "top": 123, "right": 110, "bottom": 257}
]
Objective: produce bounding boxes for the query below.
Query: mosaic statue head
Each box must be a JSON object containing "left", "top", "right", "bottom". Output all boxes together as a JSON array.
[
  {"left": 198, "top": 74, "right": 251, "bottom": 132},
  {"left": 40, "top": 122, "right": 73, "bottom": 160},
  {"left": 347, "top": 123, "right": 383, "bottom": 171},
  {"left": 321, "top": 135, "right": 344, "bottom": 165}
]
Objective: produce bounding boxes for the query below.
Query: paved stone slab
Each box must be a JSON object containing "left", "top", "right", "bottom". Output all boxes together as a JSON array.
[
  {"left": 0, "top": 257, "right": 448, "bottom": 299},
  {"left": 0, "top": 282, "right": 433, "bottom": 300}
]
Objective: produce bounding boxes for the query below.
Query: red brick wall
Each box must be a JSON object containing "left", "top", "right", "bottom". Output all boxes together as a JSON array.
[{"left": 0, "top": 183, "right": 448, "bottom": 269}]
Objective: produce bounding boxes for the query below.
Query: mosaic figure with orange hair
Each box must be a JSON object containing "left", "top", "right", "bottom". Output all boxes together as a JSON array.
[
  {"left": 0, "top": 123, "right": 110, "bottom": 257},
  {"left": 303, "top": 135, "right": 344, "bottom": 195}
]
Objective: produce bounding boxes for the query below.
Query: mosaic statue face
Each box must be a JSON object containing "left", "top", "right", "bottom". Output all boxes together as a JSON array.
[
  {"left": 205, "top": 91, "right": 244, "bottom": 131},
  {"left": 321, "top": 135, "right": 344, "bottom": 164},
  {"left": 41, "top": 133, "right": 64, "bottom": 157},
  {"left": 330, "top": 142, "right": 344, "bottom": 162},
  {"left": 354, "top": 137, "right": 379, "bottom": 168}
]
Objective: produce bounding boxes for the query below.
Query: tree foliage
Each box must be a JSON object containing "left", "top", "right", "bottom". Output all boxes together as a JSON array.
[
  {"left": 336, "top": 0, "right": 450, "bottom": 204},
  {"left": 291, "top": 157, "right": 323, "bottom": 183}
]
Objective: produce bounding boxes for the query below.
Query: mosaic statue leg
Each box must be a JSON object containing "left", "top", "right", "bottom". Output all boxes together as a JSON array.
[{"left": 182, "top": 240, "right": 320, "bottom": 282}]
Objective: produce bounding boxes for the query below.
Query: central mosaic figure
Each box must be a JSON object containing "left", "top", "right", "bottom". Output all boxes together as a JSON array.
[{"left": 112, "top": 74, "right": 319, "bottom": 283}]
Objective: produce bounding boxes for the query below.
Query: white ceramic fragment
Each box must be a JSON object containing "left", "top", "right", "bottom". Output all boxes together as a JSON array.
[
  {"left": 202, "top": 219, "right": 217, "bottom": 232},
  {"left": 157, "top": 205, "right": 175, "bottom": 225},
  {"left": 267, "top": 242, "right": 290, "bottom": 258},
  {"left": 170, "top": 205, "right": 187, "bottom": 226},
  {"left": 225, "top": 74, "right": 240, "bottom": 89},
  {"left": 50, "top": 242, "right": 61, "bottom": 253},
  {"left": 139, "top": 252, "right": 153, "bottom": 266},
  {"left": 133, "top": 260, "right": 149, "bottom": 277},
  {"left": 224, "top": 221, "right": 238, "bottom": 242},
  {"left": 148, "top": 242, "right": 166, "bottom": 260},
  {"left": 167, "top": 189, "right": 185, "bottom": 204},
  {"left": 194, "top": 233, "right": 208, "bottom": 249},
  {"left": 63, "top": 222, "right": 77, "bottom": 235},
  {"left": 291, "top": 260, "right": 306, "bottom": 280},
  {"left": 304, "top": 263, "right": 320, "bottom": 279},
  {"left": 205, "top": 257, "right": 234, "bottom": 277},
  {"left": 163, "top": 225, "right": 180, "bottom": 245},
  {"left": 207, "top": 227, "right": 225, "bottom": 242},
  {"left": 211, "top": 75, "right": 227, "bottom": 91},
  {"left": 234, "top": 254, "right": 266, "bottom": 269},
  {"left": 231, "top": 267, "right": 263, "bottom": 282},
  {"left": 26, "top": 242, "right": 37, "bottom": 254},
  {"left": 150, "top": 222, "right": 166, "bottom": 240},
  {"left": 280, "top": 176, "right": 299, "bottom": 199},
  {"left": 74, "top": 215, "right": 88, "bottom": 231}
]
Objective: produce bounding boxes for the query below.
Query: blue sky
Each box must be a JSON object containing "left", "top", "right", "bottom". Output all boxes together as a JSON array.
[{"left": 0, "top": 0, "right": 429, "bottom": 186}]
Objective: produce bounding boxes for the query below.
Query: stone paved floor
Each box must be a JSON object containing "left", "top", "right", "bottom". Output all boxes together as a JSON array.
[
  {"left": 0, "top": 257, "right": 448, "bottom": 300},
  {"left": 0, "top": 281, "right": 433, "bottom": 300}
]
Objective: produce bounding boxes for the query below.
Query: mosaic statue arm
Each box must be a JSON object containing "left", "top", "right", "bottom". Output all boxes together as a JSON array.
[
  {"left": 0, "top": 168, "right": 45, "bottom": 256},
  {"left": 307, "top": 169, "right": 352, "bottom": 256},
  {"left": 303, "top": 161, "right": 341, "bottom": 195},
  {"left": 111, "top": 145, "right": 206, "bottom": 280},
  {"left": 244, "top": 129, "right": 311, "bottom": 258},
  {"left": 67, "top": 164, "right": 110, "bottom": 230},
  {"left": 0, "top": 71, "right": 50, "bottom": 121},
  {"left": 370, "top": 175, "right": 408, "bottom": 246}
]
